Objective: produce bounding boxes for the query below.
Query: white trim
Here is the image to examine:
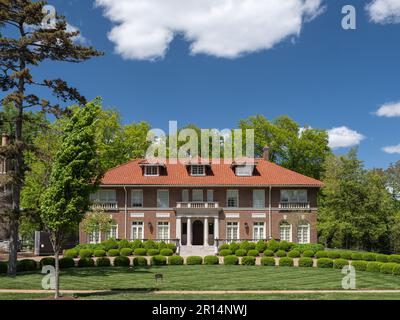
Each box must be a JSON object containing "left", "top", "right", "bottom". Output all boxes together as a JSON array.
[
  {"left": 131, "top": 221, "right": 144, "bottom": 240},
  {"left": 226, "top": 221, "right": 240, "bottom": 242},
  {"left": 252, "top": 213, "right": 266, "bottom": 218},
  {"left": 156, "top": 212, "right": 171, "bottom": 218},
  {"left": 253, "top": 222, "right": 266, "bottom": 240},
  {"left": 157, "top": 221, "right": 170, "bottom": 240},
  {"left": 226, "top": 213, "right": 240, "bottom": 219},
  {"left": 279, "top": 221, "right": 292, "bottom": 242},
  {"left": 144, "top": 166, "right": 160, "bottom": 176},
  {"left": 130, "top": 213, "right": 144, "bottom": 218},
  {"left": 190, "top": 165, "right": 206, "bottom": 176}
]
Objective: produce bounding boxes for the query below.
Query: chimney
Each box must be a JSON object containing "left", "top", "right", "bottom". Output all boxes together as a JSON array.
[
  {"left": 263, "top": 145, "right": 270, "bottom": 161},
  {"left": 2, "top": 133, "right": 9, "bottom": 147}
]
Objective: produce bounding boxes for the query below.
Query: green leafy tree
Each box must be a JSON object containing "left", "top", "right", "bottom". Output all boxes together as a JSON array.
[
  {"left": 81, "top": 208, "right": 113, "bottom": 236},
  {"left": 40, "top": 99, "right": 102, "bottom": 299},
  {"left": 0, "top": 0, "right": 102, "bottom": 276}
]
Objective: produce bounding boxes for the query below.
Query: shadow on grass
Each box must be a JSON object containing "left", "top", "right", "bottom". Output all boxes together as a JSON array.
[{"left": 74, "top": 287, "right": 159, "bottom": 298}]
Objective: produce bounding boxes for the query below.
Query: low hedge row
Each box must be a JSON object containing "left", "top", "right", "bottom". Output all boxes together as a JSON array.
[
  {"left": 66, "top": 247, "right": 178, "bottom": 259},
  {"left": 73, "top": 239, "right": 177, "bottom": 253}
]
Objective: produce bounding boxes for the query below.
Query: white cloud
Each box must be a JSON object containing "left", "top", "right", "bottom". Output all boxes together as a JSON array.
[
  {"left": 375, "top": 102, "right": 400, "bottom": 117},
  {"left": 66, "top": 23, "right": 88, "bottom": 45},
  {"left": 327, "top": 126, "right": 365, "bottom": 149},
  {"left": 383, "top": 144, "right": 400, "bottom": 154},
  {"left": 95, "top": 0, "right": 325, "bottom": 60},
  {"left": 366, "top": 0, "right": 400, "bottom": 24}
]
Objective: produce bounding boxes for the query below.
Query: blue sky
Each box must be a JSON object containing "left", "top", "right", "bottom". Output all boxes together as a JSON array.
[{"left": 34, "top": 0, "right": 400, "bottom": 168}]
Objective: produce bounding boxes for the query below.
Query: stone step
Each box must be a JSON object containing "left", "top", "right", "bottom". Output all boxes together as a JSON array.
[{"left": 179, "top": 246, "right": 217, "bottom": 257}]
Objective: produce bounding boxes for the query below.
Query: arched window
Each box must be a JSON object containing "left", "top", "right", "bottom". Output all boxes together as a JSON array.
[
  {"left": 297, "top": 221, "right": 310, "bottom": 244},
  {"left": 279, "top": 221, "right": 292, "bottom": 242}
]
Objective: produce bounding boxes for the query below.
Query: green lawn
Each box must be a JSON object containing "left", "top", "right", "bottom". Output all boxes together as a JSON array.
[{"left": 2, "top": 265, "right": 400, "bottom": 292}]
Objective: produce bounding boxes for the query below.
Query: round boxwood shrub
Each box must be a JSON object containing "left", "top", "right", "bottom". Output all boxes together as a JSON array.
[
  {"left": 376, "top": 254, "right": 389, "bottom": 263},
  {"left": 298, "top": 257, "right": 313, "bottom": 268},
  {"left": 78, "top": 258, "right": 95, "bottom": 268},
  {"left": 219, "top": 244, "right": 230, "bottom": 251},
  {"left": 393, "top": 264, "right": 400, "bottom": 275},
  {"left": 263, "top": 249, "right": 274, "bottom": 257},
  {"left": 169, "top": 256, "right": 184, "bottom": 265},
  {"left": 130, "top": 239, "right": 143, "bottom": 250},
  {"left": 118, "top": 239, "right": 131, "bottom": 249},
  {"left": 94, "top": 249, "right": 106, "bottom": 257},
  {"left": 186, "top": 256, "right": 203, "bottom": 265},
  {"left": 160, "top": 249, "right": 174, "bottom": 257},
  {"left": 108, "top": 249, "right": 120, "bottom": 257},
  {"left": 327, "top": 251, "right": 341, "bottom": 259},
  {"left": 79, "top": 249, "right": 93, "bottom": 259},
  {"left": 388, "top": 255, "right": 400, "bottom": 264},
  {"left": 333, "top": 259, "right": 349, "bottom": 269},
  {"left": 261, "top": 257, "right": 276, "bottom": 266},
  {"left": 278, "top": 241, "right": 293, "bottom": 252},
  {"left": 351, "top": 260, "right": 367, "bottom": 271},
  {"left": 59, "top": 257, "right": 75, "bottom": 269},
  {"left": 366, "top": 261, "right": 382, "bottom": 273},
  {"left": 18, "top": 259, "right": 37, "bottom": 272},
  {"left": 147, "top": 249, "right": 160, "bottom": 256},
  {"left": 288, "top": 250, "right": 301, "bottom": 258},
  {"left": 96, "top": 257, "right": 111, "bottom": 267},
  {"left": 351, "top": 252, "right": 363, "bottom": 261},
  {"left": 255, "top": 240, "right": 267, "bottom": 253},
  {"left": 134, "top": 248, "right": 147, "bottom": 256},
  {"left": 157, "top": 241, "right": 168, "bottom": 250},
  {"left": 224, "top": 255, "right": 239, "bottom": 265},
  {"left": 247, "top": 250, "right": 259, "bottom": 257},
  {"left": 240, "top": 241, "right": 256, "bottom": 252},
  {"left": 315, "top": 251, "right": 328, "bottom": 259},
  {"left": 0, "top": 261, "right": 7, "bottom": 274},
  {"left": 133, "top": 256, "right": 148, "bottom": 267},
  {"left": 229, "top": 242, "right": 240, "bottom": 253},
  {"left": 120, "top": 248, "right": 133, "bottom": 257},
  {"left": 144, "top": 240, "right": 158, "bottom": 250},
  {"left": 339, "top": 251, "right": 352, "bottom": 260},
  {"left": 40, "top": 257, "right": 55, "bottom": 267},
  {"left": 267, "top": 239, "right": 279, "bottom": 252},
  {"left": 317, "top": 258, "right": 333, "bottom": 268},
  {"left": 380, "top": 262, "right": 398, "bottom": 274},
  {"left": 302, "top": 250, "right": 315, "bottom": 258},
  {"left": 114, "top": 256, "right": 130, "bottom": 267},
  {"left": 64, "top": 249, "right": 79, "bottom": 258},
  {"left": 219, "top": 249, "right": 233, "bottom": 257},
  {"left": 279, "top": 257, "right": 294, "bottom": 267},
  {"left": 241, "top": 256, "right": 256, "bottom": 266},
  {"left": 167, "top": 243, "right": 177, "bottom": 253},
  {"left": 151, "top": 255, "right": 167, "bottom": 266},
  {"left": 102, "top": 239, "right": 119, "bottom": 251},
  {"left": 204, "top": 256, "right": 219, "bottom": 265},
  {"left": 362, "top": 253, "right": 376, "bottom": 261},
  {"left": 275, "top": 250, "right": 287, "bottom": 258},
  {"left": 235, "top": 249, "right": 247, "bottom": 257}
]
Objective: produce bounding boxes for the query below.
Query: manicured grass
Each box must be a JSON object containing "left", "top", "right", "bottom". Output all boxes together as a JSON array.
[{"left": 2, "top": 266, "right": 400, "bottom": 291}]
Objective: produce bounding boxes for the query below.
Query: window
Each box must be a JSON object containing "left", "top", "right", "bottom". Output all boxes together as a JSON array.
[
  {"left": 88, "top": 230, "right": 101, "bottom": 244},
  {"left": 227, "top": 190, "right": 239, "bottom": 207},
  {"left": 227, "top": 222, "right": 239, "bottom": 241},
  {"left": 280, "top": 190, "right": 308, "bottom": 203},
  {"left": 131, "top": 190, "right": 143, "bottom": 207},
  {"left": 182, "top": 190, "right": 189, "bottom": 202},
  {"left": 191, "top": 165, "right": 206, "bottom": 176},
  {"left": 144, "top": 165, "right": 159, "bottom": 176},
  {"left": 132, "top": 221, "right": 144, "bottom": 240},
  {"left": 157, "top": 190, "right": 169, "bottom": 208},
  {"left": 253, "top": 190, "right": 265, "bottom": 208},
  {"left": 192, "top": 190, "right": 203, "bottom": 202},
  {"left": 279, "top": 221, "right": 292, "bottom": 242},
  {"left": 106, "top": 224, "right": 118, "bottom": 240},
  {"left": 297, "top": 222, "right": 310, "bottom": 244},
  {"left": 90, "top": 190, "right": 116, "bottom": 203},
  {"left": 157, "top": 222, "right": 170, "bottom": 240},
  {"left": 207, "top": 190, "right": 214, "bottom": 202},
  {"left": 253, "top": 222, "right": 265, "bottom": 241},
  {"left": 235, "top": 165, "right": 253, "bottom": 176}
]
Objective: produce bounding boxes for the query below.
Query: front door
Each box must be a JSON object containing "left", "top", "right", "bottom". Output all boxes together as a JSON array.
[{"left": 192, "top": 220, "right": 204, "bottom": 245}]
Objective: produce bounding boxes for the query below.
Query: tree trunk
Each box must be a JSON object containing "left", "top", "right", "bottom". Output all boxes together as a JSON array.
[
  {"left": 7, "top": 214, "right": 19, "bottom": 277},
  {"left": 54, "top": 249, "right": 60, "bottom": 299}
]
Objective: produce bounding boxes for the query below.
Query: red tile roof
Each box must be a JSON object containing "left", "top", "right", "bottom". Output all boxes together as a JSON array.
[{"left": 101, "top": 159, "right": 323, "bottom": 187}]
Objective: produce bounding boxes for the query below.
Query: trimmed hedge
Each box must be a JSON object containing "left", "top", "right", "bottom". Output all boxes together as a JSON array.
[
  {"left": 302, "top": 250, "right": 315, "bottom": 258},
  {"left": 327, "top": 251, "right": 341, "bottom": 259},
  {"left": 79, "top": 249, "right": 93, "bottom": 259},
  {"left": 224, "top": 255, "right": 239, "bottom": 265},
  {"left": 108, "top": 249, "right": 120, "bottom": 257},
  {"left": 151, "top": 255, "right": 167, "bottom": 266},
  {"left": 260, "top": 257, "right": 276, "bottom": 266},
  {"left": 339, "top": 251, "right": 352, "bottom": 260},
  {"left": 229, "top": 242, "right": 240, "bottom": 252},
  {"left": 263, "top": 249, "right": 274, "bottom": 257},
  {"left": 134, "top": 248, "right": 147, "bottom": 256},
  {"left": 351, "top": 260, "right": 367, "bottom": 271},
  {"left": 133, "top": 256, "right": 148, "bottom": 267},
  {"left": 144, "top": 240, "right": 158, "bottom": 250},
  {"left": 96, "top": 257, "right": 111, "bottom": 267},
  {"left": 147, "top": 249, "right": 160, "bottom": 256},
  {"left": 118, "top": 239, "right": 131, "bottom": 249},
  {"left": 120, "top": 248, "right": 133, "bottom": 257},
  {"left": 298, "top": 257, "right": 313, "bottom": 267},
  {"left": 219, "top": 249, "right": 233, "bottom": 257},
  {"left": 114, "top": 256, "right": 130, "bottom": 267},
  {"left": 59, "top": 257, "right": 75, "bottom": 269},
  {"left": 40, "top": 257, "right": 55, "bottom": 267},
  {"left": 78, "top": 258, "right": 95, "bottom": 268},
  {"left": 351, "top": 253, "right": 363, "bottom": 261},
  {"left": 333, "top": 259, "right": 349, "bottom": 269},
  {"left": 219, "top": 244, "right": 230, "bottom": 251},
  {"left": 94, "top": 249, "right": 106, "bottom": 257},
  {"left": 317, "top": 258, "right": 333, "bottom": 268},
  {"left": 380, "top": 262, "right": 398, "bottom": 274},
  {"left": 169, "top": 256, "right": 184, "bottom": 265},
  {"left": 18, "top": 259, "right": 37, "bottom": 272},
  {"left": 279, "top": 257, "right": 294, "bottom": 267},
  {"left": 362, "top": 253, "right": 376, "bottom": 261},
  {"left": 64, "top": 249, "right": 79, "bottom": 258},
  {"left": 160, "top": 249, "right": 174, "bottom": 257},
  {"left": 388, "top": 255, "right": 400, "bottom": 264},
  {"left": 241, "top": 256, "right": 256, "bottom": 266},
  {"left": 167, "top": 243, "right": 177, "bottom": 253},
  {"left": 315, "top": 251, "right": 328, "bottom": 259},
  {"left": 267, "top": 239, "right": 279, "bottom": 252},
  {"left": 278, "top": 241, "right": 293, "bottom": 252},
  {"left": 235, "top": 249, "right": 247, "bottom": 257},
  {"left": 376, "top": 254, "right": 389, "bottom": 263},
  {"left": 0, "top": 261, "right": 7, "bottom": 274},
  {"left": 393, "top": 264, "right": 400, "bottom": 275},
  {"left": 130, "top": 240, "right": 143, "bottom": 250},
  {"left": 255, "top": 240, "right": 267, "bottom": 253},
  {"left": 186, "top": 256, "right": 203, "bottom": 265},
  {"left": 275, "top": 250, "right": 287, "bottom": 258},
  {"left": 366, "top": 262, "right": 382, "bottom": 273},
  {"left": 247, "top": 250, "right": 259, "bottom": 257},
  {"left": 103, "top": 239, "right": 119, "bottom": 251},
  {"left": 288, "top": 250, "right": 300, "bottom": 258},
  {"left": 240, "top": 241, "right": 256, "bottom": 252},
  {"left": 204, "top": 256, "right": 219, "bottom": 265}
]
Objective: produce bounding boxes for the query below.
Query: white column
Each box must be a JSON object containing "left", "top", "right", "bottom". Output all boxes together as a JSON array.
[
  {"left": 187, "top": 218, "right": 192, "bottom": 246},
  {"left": 204, "top": 218, "right": 209, "bottom": 247},
  {"left": 214, "top": 217, "right": 219, "bottom": 254},
  {"left": 176, "top": 217, "right": 182, "bottom": 245}
]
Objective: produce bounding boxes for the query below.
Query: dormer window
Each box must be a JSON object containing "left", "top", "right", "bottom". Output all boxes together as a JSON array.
[
  {"left": 144, "top": 165, "right": 160, "bottom": 176},
  {"left": 191, "top": 165, "right": 206, "bottom": 176},
  {"left": 235, "top": 165, "right": 254, "bottom": 176}
]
